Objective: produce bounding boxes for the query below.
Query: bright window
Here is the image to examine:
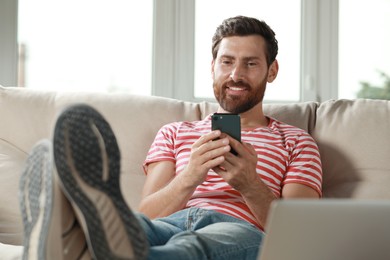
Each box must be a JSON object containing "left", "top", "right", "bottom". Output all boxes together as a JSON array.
[
  {"left": 18, "top": 0, "right": 153, "bottom": 94},
  {"left": 339, "top": 0, "right": 390, "bottom": 99},
  {"left": 194, "top": 0, "right": 301, "bottom": 102}
]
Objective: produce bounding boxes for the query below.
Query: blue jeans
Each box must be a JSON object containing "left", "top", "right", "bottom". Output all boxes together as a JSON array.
[{"left": 136, "top": 208, "right": 265, "bottom": 260}]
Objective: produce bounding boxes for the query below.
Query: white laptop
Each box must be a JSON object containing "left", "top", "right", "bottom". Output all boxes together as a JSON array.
[{"left": 258, "top": 199, "right": 390, "bottom": 260}]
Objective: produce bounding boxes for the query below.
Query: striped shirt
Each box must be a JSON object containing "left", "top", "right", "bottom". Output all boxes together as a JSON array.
[{"left": 143, "top": 115, "right": 322, "bottom": 230}]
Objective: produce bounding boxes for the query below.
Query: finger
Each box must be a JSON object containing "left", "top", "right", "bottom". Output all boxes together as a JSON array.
[
  {"left": 193, "top": 130, "right": 221, "bottom": 149},
  {"left": 202, "top": 154, "right": 230, "bottom": 171},
  {"left": 190, "top": 139, "right": 230, "bottom": 173},
  {"left": 242, "top": 142, "right": 257, "bottom": 156},
  {"left": 217, "top": 156, "right": 234, "bottom": 171},
  {"left": 212, "top": 165, "right": 226, "bottom": 175},
  {"left": 194, "top": 137, "right": 230, "bottom": 158},
  {"left": 224, "top": 135, "right": 243, "bottom": 155}
]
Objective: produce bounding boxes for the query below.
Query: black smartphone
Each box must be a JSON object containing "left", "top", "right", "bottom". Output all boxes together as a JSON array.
[{"left": 211, "top": 113, "right": 241, "bottom": 155}]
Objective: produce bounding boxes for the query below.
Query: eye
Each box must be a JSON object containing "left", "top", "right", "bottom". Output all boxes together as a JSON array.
[
  {"left": 247, "top": 62, "right": 257, "bottom": 67},
  {"left": 221, "top": 59, "right": 232, "bottom": 65}
]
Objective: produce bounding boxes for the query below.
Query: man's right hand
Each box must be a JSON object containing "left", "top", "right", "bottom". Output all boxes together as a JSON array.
[{"left": 181, "top": 130, "right": 231, "bottom": 187}]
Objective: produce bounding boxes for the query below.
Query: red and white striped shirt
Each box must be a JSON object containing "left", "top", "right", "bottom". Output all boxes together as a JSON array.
[{"left": 143, "top": 115, "right": 322, "bottom": 230}]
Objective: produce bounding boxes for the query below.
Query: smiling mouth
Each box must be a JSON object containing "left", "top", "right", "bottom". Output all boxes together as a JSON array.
[
  {"left": 227, "top": 86, "right": 246, "bottom": 91},
  {"left": 225, "top": 85, "right": 249, "bottom": 95}
]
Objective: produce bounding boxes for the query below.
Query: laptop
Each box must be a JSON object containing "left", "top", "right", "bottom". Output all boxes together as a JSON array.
[{"left": 258, "top": 199, "right": 390, "bottom": 260}]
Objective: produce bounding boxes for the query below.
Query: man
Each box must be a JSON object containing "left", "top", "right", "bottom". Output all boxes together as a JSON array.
[{"left": 20, "top": 16, "right": 322, "bottom": 260}]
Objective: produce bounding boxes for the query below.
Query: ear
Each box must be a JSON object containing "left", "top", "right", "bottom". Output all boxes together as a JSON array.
[{"left": 267, "top": 59, "right": 279, "bottom": 83}]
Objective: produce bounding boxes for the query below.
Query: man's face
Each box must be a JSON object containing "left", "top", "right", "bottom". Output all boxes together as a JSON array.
[{"left": 212, "top": 35, "right": 277, "bottom": 114}]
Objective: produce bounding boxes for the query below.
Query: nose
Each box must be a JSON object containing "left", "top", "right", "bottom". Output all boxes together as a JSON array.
[{"left": 229, "top": 64, "right": 245, "bottom": 82}]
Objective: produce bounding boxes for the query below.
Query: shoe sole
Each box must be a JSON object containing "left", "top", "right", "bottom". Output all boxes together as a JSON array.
[
  {"left": 20, "top": 140, "right": 55, "bottom": 260},
  {"left": 20, "top": 140, "right": 90, "bottom": 260},
  {"left": 53, "top": 104, "right": 148, "bottom": 260}
]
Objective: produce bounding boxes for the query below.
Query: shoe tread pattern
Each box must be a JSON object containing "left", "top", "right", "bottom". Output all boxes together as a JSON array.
[
  {"left": 19, "top": 140, "right": 53, "bottom": 260},
  {"left": 53, "top": 104, "right": 148, "bottom": 260}
]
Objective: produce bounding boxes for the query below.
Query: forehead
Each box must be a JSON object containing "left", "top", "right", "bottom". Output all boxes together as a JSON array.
[{"left": 217, "top": 35, "right": 267, "bottom": 59}]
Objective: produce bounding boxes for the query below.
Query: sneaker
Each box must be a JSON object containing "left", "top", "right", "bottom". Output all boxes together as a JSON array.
[
  {"left": 19, "top": 139, "right": 90, "bottom": 260},
  {"left": 53, "top": 104, "right": 148, "bottom": 260}
]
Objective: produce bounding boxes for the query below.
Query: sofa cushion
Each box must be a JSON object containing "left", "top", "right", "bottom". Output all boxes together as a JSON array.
[
  {"left": 313, "top": 99, "right": 390, "bottom": 198},
  {"left": 0, "top": 140, "right": 25, "bottom": 245}
]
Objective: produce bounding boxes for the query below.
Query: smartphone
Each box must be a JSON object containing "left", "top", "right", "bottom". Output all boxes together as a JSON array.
[{"left": 211, "top": 113, "right": 241, "bottom": 155}]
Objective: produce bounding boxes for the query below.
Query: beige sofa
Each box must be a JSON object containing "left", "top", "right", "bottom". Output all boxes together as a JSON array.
[{"left": 1, "top": 86, "right": 390, "bottom": 256}]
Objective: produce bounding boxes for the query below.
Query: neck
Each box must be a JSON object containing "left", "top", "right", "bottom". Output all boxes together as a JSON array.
[{"left": 217, "top": 102, "right": 269, "bottom": 129}]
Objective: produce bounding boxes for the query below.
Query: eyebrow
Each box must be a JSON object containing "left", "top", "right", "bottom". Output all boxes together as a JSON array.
[{"left": 219, "top": 55, "right": 261, "bottom": 61}]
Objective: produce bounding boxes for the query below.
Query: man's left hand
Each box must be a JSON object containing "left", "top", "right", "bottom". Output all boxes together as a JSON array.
[{"left": 212, "top": 134, "right": 259, "bottom": 192}]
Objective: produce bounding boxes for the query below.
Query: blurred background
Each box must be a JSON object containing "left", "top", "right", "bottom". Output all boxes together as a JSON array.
[{"left": 1, "top": 0, "right": 389, "bottom": 102}]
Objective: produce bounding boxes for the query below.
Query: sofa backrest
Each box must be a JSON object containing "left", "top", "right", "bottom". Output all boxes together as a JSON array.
[
  {"left": 1, "top": 86, "right": 390, "bottom": 245},
  {"left": 313, "top": 99, "right": 390, "bottom": 198}
]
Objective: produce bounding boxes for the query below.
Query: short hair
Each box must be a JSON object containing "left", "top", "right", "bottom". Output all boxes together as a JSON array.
[{"left": 212, "top": 16, "right": 278, "bottom": 66}]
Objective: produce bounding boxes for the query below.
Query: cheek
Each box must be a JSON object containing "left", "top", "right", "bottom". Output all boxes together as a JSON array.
[
  {"left": 251, "top": 71, "right": 268, "bottom": 84},
  {"left": 212, "top": 69, "right": 225, "bottom": 84},
  {"left": 214, "top": 65, "right": 232, "bottom": 77}
]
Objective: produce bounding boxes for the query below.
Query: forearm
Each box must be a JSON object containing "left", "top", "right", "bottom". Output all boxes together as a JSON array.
[
  {"left": 138, "top": 173, "right": 197, "bottom": 219},
  {"left": 240, "top": 178, "right": 277, "bottom": 230}
]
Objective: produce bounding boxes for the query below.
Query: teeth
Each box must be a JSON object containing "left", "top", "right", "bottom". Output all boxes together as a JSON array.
[{"left": 229, "top": 87, "right": 244, "bottom": 91}]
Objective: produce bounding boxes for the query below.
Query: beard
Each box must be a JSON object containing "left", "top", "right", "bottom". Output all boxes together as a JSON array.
[{"left": 213, "top": 77, "right": 267, "bottom": 114}]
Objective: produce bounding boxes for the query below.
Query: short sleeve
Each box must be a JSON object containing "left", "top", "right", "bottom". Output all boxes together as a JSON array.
[
  {"left": 283, "top": 133, "right": 323, "bottom": 196},
  {"left": 143, "top": 123, "right": 178, "bottom": 174}
]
